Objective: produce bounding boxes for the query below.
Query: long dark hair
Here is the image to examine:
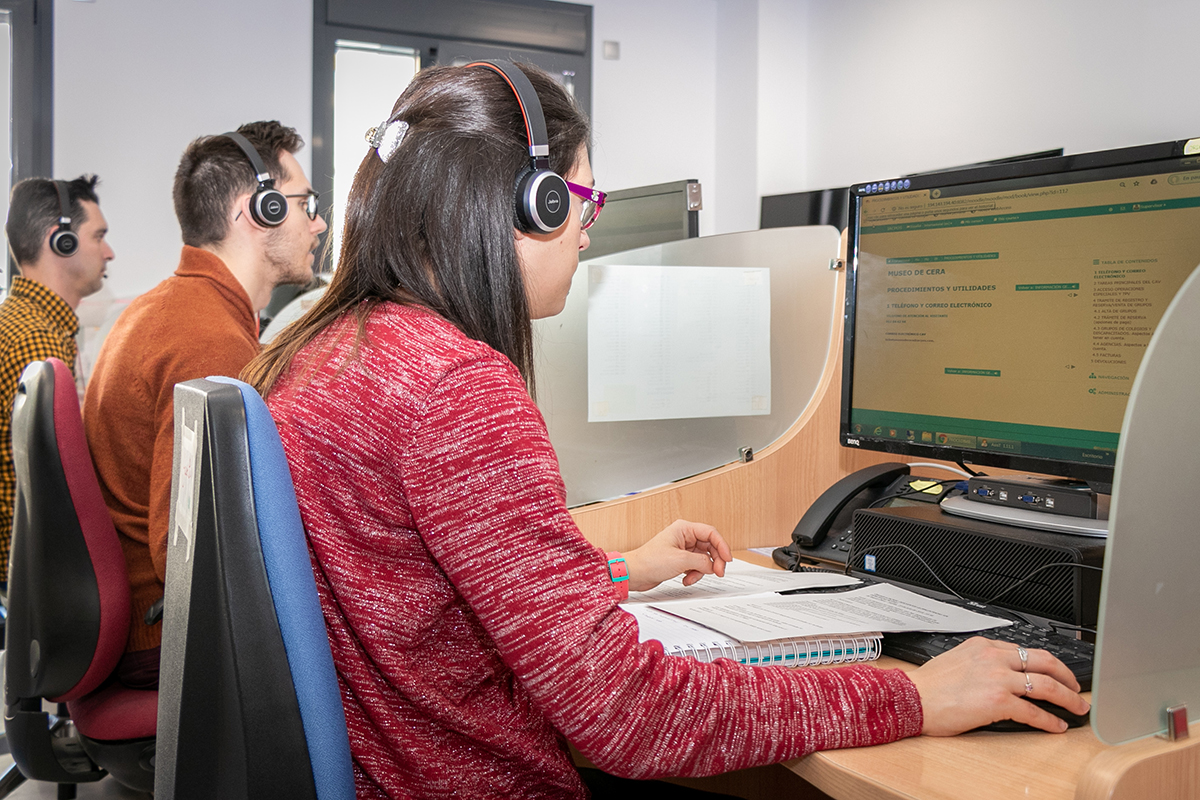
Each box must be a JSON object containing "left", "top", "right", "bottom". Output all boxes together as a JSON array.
[{"left": 243, "top": 63, "right": 591, "bottom": 397}]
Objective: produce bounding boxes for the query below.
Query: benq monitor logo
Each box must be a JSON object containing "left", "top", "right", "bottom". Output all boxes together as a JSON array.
[{"left": 845, "top": 437, "right": 860, "bottom": 447}]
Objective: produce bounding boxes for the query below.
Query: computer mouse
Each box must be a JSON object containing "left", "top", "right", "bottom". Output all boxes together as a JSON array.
[{"left": 977, "top": 699, "right": 1089, "bottom": 733}]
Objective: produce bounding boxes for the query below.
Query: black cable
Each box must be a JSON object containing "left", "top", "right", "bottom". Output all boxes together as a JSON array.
[
  {"left": 1002, "top": 607, "right": 1097, "bottom": 637},
  {"left": 956, "top": 460, "right": 983, "bottom": 477},
  {"left": 981, "top": 562, "right": 1104, "bottom": 606},
  {"left": 866, "top": 478, "right": 962, "bottom": 508},
  {"left": 846, "top": 542, "right": 965, "bottom": 599},
  {"left": 848, "top": 546, "right": 1103, "bottom": 612}
]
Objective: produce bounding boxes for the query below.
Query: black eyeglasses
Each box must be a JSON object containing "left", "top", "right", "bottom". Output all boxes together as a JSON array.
[{"left": 285, "top": 191, "right": 320, "bottom": 221}]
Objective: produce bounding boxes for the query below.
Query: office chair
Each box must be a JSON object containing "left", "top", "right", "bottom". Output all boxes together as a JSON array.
[
  {"left": 154, "top": 376, "right": 353, "bottom": 800},
  {"left": 3, "top": 358, "right": 157, "bottom": 796}
]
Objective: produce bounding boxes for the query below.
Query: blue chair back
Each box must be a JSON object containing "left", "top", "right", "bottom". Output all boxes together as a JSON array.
[{"left": 154, "top": 377, "right": 353, "bottom": 800}]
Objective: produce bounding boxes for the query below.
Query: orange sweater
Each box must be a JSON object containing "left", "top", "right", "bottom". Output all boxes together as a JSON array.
[{"left": 84, "top": 247, "right": 259, "bottom": 652}]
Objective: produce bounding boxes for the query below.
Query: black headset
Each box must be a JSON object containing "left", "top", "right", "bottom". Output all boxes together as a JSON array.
[
  {"left": 467, "top": 60, "right": 571, "bottom": 234},
  {"left": 222, "top": 131, "right": 289, "bottom": 227},
  {"left": 49, "top": 180, "right": 80, "bottom": 257}
]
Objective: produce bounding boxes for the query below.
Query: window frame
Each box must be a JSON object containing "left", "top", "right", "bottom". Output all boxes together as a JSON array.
[{"left": 1, "top": 0, "right": 54, "bottom": 286}]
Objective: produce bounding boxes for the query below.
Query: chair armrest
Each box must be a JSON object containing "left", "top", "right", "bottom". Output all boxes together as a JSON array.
[{"left": 144, "top": 599, "right": 164, "bottom": 626}]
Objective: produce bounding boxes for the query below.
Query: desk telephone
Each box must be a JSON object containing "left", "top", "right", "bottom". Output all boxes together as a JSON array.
[{"left": 772, "top": 463, "right": 953, "bottom": 569}]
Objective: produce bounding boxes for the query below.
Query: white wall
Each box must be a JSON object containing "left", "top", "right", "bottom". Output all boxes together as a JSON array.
[
  {"left": 54, "top": 0, "right": 312, "bottom": 300},
  {"left": 588, "top": 0, "right": 720, "bottom": 235},
  {"left": 803, "top": 0, "right": 1200, "bottom": 189},
  {"left": 589, "top": 0, "right": 762, "bottom": 236},
  {"left": 756, "top": 0, "right": 809, "bottom": 198},
  {"left": 713, "top": 0, "right": 759, "bottom": 235}
]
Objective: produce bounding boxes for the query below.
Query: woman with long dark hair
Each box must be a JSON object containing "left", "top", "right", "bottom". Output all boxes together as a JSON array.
[{"left": 244, "top": 62, "right": 1087, "bottom": 799}]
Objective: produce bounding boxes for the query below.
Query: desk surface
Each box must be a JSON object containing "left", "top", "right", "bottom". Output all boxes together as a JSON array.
[
  {"left": 731, "top": 550, "right": 1197, "bottom": 800},
  {"left": 784, "top": 655, "right": 1106, "bottom": 800}
]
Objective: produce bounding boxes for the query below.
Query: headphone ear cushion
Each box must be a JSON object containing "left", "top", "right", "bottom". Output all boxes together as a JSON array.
[
  {"left": 50, "top": 228, "right": 80, "bottom": 257},
  {"left": 251, "top": 188, "right": 289, "bottom": 227},
  {"left": 515, "top": 169, "right": 570, "bottom": 233}
]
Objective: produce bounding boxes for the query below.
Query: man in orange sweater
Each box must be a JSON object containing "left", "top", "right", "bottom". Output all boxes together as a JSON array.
[{"left": 84, "top": 121, "right": 327, "bottom": 688}]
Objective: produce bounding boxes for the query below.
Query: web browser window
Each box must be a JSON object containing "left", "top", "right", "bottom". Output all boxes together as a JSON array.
[{"left": 850, "top": 158, "right": 1200, "bottom": 467}]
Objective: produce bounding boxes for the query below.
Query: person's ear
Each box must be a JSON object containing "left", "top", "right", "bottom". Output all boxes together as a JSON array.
[{"left": 231, "top": 194, "right": 264, "bottom": 230}]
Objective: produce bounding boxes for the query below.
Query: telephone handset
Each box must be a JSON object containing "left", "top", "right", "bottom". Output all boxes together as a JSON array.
[
  {"left": 773, "top": 463, "right": 912, "bottom": 570},
  {"left": 793, "top": 463, "right": 911, "bottom": 547}
]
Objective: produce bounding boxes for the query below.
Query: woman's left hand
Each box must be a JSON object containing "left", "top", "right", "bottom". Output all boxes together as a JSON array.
[{"left": 622, "top": 520, "right": 733, "bottom": 592}]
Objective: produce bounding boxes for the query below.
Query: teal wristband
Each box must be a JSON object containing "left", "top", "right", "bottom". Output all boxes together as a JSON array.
[{"left": 606, "top": 551, "right": 629, "bottom": 600}]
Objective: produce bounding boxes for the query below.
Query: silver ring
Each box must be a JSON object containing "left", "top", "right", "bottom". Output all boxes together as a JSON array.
[
  {"left": 1017, "top": 646, "right": 1029, "bottom": 671},
  {"left": 1024, "top": 673, "right": 1034, "bottom": 696}
]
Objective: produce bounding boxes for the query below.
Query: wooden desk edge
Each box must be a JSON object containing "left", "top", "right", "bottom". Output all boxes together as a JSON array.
[
  {"left": 1074, "top": 726, "right": 1200, "bottom": 800},
  {"left": 739, "top": 551, "right": 1199, "bottom": 800}
]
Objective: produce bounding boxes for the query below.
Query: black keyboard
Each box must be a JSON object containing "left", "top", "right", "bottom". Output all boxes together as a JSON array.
[{"left": 883, "top": 620, "right": 1094, "bottom": 691}]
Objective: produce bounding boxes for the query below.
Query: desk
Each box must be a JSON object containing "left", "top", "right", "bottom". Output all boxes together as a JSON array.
[
  {"left": 731, "top": 551, "right": 1199, "bottom": 800},
  {"left": 786, "top": 655, "right": 1104, "bottom": 800},
  {"left": 782, "top": 665, "right": 1200, "bottom": 800}
]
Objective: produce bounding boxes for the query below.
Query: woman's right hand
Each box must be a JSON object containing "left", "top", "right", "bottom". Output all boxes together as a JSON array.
[
  {"left": 905, "top": 636, "right": 1090, "bottom": 735},
  {"left": 622, "top": 520, "right": 732, "bottom": 593}
]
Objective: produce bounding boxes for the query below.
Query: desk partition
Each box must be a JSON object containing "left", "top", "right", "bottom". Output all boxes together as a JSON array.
[
  {"left": 1092, "top": 262, "right": 1200, "bottom": 745},
  {"left": 533, "top": 226, "right": 841, "bottom": 506}
]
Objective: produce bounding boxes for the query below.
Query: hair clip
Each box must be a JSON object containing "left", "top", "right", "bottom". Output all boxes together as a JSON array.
[{"left": 365, "top": 119, "right": 410, "bottom": 164}]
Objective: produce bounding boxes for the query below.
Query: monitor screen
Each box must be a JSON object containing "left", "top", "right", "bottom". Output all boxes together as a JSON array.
[{"left": 842, "top": 138, "right": 1200, "bottom": 488}]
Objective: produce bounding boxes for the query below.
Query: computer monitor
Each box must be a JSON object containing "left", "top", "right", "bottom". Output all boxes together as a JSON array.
[
  {"left": 760, "top": 188, "right": 850, "bottom": 231},
  {"left": 842, "top": 137, "right": 1200, "bottom": 489},
  {"left": 759, "top": 152, "right": 1063, "bottom": 233},
  {"left": 903, "top": 147, "right": 1064, "bottom": 177},
  {"left": 583, "top": 179, "right": 701, "bottom": 259}
]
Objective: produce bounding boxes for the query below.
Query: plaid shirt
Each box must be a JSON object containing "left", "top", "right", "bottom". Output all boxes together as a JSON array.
[{"left": 0, "top": 277, "right": 79, "bottom": 580}]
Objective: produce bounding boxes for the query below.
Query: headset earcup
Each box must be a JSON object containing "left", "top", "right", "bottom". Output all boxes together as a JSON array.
[
  {"left": 50, "top": 228, "right": 80, "bottom": 257},
  {"left": 516, "top": 169, "right": 570, "bottom": 233},
  {"left": 251, "top": 187, "right": 289, "bottom": 227}
]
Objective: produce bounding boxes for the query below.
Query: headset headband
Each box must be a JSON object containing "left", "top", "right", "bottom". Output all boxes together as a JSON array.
[
  {"left": 223, "top": 131, "right": 275, "bottom": 187},
  {"left": 466, "top": 60, "right": 551, "bottom": 170},
  {"left": 48, "top": 180, "right": 81, "bottom": 257},
  {"left": 221, "top": 131, "right": 289, "bottom": 227},
  {"left": 53, "top": 180, "right": 72, "bottom": 226}
]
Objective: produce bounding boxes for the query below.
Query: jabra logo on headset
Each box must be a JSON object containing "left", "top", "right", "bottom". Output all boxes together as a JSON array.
[
  {"left": 267, "top": 199, "right": 283, "bottom": 215},
  {"left": 545, "top": 191, "right": 562, "bottom": 213}
]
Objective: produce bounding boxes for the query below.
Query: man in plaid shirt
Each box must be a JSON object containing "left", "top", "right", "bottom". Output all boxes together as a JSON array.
[{"left": 0, "top": 176, "right": 114, "bottom": 589}]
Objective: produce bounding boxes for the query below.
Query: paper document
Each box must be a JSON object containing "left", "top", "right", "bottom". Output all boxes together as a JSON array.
[
  {"left": 625, "top": 558, "right": 859, "bottom": 605},
  {"left": 655, "top": 582, "right": 1013, "bottom": 643},
  {"left": 625, "top": 604, "right": 732, "bottom": 649},
  {"left": 587, "top": 264, "right": 771, "bottom": 422}
]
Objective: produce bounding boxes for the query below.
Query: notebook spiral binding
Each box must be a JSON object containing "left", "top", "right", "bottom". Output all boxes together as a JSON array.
[{"left": 665, "top": 634, "right": 882, "bottom": 667}]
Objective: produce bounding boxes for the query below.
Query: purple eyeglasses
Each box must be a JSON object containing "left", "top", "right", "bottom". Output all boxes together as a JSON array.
[{"left": 565, "top": 181, "right": 607, "bottom": 230}]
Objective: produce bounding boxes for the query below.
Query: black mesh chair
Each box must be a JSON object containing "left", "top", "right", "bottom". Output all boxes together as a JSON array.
[
  {"left": 3, "top": 358, "right": 157, "bottom": 796},
  {"left": 154, "top": 376, "right": 353, "bottom": 799}
]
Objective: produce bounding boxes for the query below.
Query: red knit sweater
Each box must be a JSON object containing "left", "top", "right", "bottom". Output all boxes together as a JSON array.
[{"left": 266, "top": 303, "right": 923, "bottom": 799}]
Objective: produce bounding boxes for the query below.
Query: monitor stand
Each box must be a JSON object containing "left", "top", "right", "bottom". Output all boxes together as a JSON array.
[{"left": 940, "top": 493, "right": 1109, "bottom": 537}]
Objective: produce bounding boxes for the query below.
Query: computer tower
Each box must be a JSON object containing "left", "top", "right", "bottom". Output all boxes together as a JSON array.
[{"left": 847, "top": 504, "right": 1105, "bottom": 628}]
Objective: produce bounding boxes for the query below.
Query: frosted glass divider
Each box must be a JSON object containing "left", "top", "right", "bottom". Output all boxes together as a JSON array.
[
  {"left": 1092, "top": 262, "right": 1200, "bottom": 744},
  {"left": 533, "top": 226, "right": 841, "bottom": 507}
]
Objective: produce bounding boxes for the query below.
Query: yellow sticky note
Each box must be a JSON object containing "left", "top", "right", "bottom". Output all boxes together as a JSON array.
[{"left": 909, "top": 479, "right": 942, "bottom": 494}]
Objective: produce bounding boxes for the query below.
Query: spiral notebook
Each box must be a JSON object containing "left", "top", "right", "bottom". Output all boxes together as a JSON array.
[
  {"left": 624, "top": 603, "right": 882, "bottom": 667},
  {"left": 622, "top": 560, "right": 881, "bottom": 667}
]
